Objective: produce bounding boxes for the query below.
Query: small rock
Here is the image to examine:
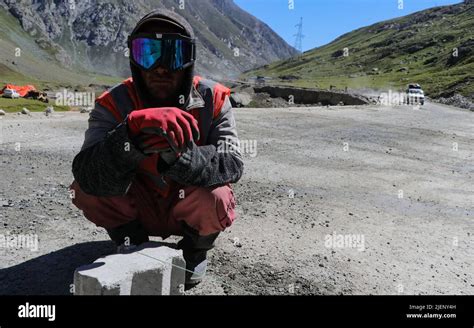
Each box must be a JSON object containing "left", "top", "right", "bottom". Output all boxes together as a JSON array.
[
  {"left": 1, "top": 200, "right": 12, "bottom": 207},
  {"left": 45, "top": 106, "right": 54, "bottom": 116},
  {"left": 80, "top": 107, "right": 92, "bottom": 113},
  {"left": 0, "top": 109, "right": 5, "bottom": 115},
  {"left": 21, "top": 108, "right": 30, "bottom": 115}
]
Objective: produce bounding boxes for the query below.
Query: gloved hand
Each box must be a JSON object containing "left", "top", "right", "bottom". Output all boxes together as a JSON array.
[
  {"left": 134, "top": 134, "right": 172, "bottom": 154},
  {"left": 134, "top": 135, "right": 181, "bottom": 166},
  {"left": 127, "top": 107, "right": 200, "bottom": 153},
  {"left": 159, "top": 149, "right": 181, "bottom": 165}
]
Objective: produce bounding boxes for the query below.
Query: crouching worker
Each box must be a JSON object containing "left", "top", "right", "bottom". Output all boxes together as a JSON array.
[{"left": 69, "top": 9, "right": 244, "bottom": 289}]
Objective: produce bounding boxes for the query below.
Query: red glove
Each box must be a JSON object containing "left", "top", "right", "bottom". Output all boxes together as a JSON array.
[{"left": 127, "top": 107, "right": 200, "bottom": 153}]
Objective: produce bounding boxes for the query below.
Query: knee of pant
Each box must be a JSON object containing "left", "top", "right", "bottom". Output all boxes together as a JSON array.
[
  {"left": 195, "top": 185, "right": 236, "bottom": 232},
  {"left": 69, "top": 180, "right": 137, "bottom": 229},
  {"left": 69, "top": 180, "right": 103, "bottom": 209}
]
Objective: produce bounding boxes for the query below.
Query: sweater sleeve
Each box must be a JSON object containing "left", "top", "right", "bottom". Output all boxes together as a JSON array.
[{"left": 72, "top": 104, "right": 147, "bottom": 196}]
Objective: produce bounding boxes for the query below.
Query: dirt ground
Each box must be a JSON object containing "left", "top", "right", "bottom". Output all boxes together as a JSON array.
[{"left": 0, "top": 101, "right": 472, "bottom": 295}]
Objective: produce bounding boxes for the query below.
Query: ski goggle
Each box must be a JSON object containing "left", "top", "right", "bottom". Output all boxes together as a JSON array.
[{"left": 128, "top": 33, "right": 196, "bottom": 71}]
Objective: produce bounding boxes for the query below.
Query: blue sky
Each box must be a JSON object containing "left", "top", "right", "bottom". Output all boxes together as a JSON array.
[{"left": 234, "top": 0, "right": 463, "bottom": 51}]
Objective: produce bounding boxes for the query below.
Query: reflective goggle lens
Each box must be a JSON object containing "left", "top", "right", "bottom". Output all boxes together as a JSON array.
[{"left": 131, "top": 37, "right": 193, "bottom": 71}]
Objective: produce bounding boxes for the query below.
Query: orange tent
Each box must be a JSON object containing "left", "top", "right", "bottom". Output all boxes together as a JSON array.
[{"left": 0, "top": 84, "right": 37, "bottom": 97}]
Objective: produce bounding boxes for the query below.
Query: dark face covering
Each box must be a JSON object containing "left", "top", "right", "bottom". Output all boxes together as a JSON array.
[
  {"left": 129, "top": 9, "right": 196, "bottom": 109},
  {"left": 136, "top": 24, "right": 187, "bottom": 106}
]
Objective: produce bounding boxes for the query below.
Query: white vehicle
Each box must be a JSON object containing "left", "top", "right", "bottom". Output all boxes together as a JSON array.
[
  {"left": 406, "top": 84, "right": 425, "bottom": 105},
  {"left": 2, "top": 88, "right": 20, "bottom": 99}
]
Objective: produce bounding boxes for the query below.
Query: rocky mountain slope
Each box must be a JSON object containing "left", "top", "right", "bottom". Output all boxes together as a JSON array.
[{"left": 0, "top": 0, "right": 297, "bottom": 84}]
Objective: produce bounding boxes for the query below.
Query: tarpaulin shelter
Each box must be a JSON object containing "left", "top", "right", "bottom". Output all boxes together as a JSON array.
[{"left": 0, "top": 84, "right": 37, "bottom": 97}]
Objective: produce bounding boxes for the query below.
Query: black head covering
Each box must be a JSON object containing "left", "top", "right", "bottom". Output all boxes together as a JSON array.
[{"left": 129, "top": 9, "right": 195, "bottom": 109}]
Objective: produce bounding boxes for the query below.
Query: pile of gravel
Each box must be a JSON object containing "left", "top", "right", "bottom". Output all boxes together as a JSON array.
[
  {"left": 248, "top": 92, "right": 293, "bottom": 108},
  {"left": 436, "top": 94, "right": 474, "bottom": 111}
]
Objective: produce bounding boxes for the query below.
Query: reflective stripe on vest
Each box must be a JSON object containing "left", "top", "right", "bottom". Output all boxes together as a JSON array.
[
  {"left": 193, "top": 75, "right": 231, "bottom": 119},
  {"left": 95, "top": 91, "right": 122, "bottom": 122}
]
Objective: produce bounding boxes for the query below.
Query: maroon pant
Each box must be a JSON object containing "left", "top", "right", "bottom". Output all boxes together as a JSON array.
[{"left": 69, "top": 179, "right": 236, "bottom": 238}]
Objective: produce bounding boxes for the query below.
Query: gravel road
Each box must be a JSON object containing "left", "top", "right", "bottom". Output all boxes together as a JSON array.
[{"left": 0, "top": 101, "right": 472, "bottom": 295}]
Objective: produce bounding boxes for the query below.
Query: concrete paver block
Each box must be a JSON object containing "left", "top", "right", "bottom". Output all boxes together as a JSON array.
[{"left": 74, "top": 242, "right": 185, "bottom": 295}]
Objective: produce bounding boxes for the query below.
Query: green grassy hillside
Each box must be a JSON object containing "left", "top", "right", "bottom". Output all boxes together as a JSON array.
[{"left": 244, "top": 1, "right": 474, "bottom": 99}]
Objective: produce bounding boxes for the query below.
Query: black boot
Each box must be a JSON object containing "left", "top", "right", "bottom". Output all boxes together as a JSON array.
[
  {"left": 177, "top": 223, "right": 220, "bottom": 290},
  {"left": 106, "top": 220, "right": 149, "bottom": 252}
]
